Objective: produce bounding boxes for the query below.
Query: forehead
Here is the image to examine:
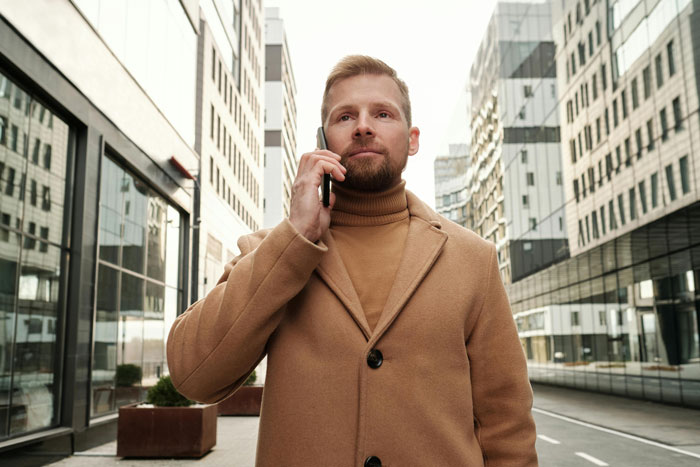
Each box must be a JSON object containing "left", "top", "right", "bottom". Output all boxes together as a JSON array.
[{"left": 326, "top": 74, "right": 403, "bottom": 112}]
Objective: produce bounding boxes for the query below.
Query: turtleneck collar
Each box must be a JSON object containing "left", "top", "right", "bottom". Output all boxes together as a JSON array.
[{"left": 330, "top": 180, "right": 409, "bottom": 226}]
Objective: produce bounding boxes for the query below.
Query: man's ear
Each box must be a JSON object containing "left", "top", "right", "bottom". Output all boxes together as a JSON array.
[{"left": 408, "top": 127, "right": 420, "bottom": 156}]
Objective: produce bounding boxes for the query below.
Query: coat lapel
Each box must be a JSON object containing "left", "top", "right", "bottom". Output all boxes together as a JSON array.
[
  {"left": 371, "top": 215, "right": 448, "bottom": 341},
  {"left": 315, "top": 229, "right": 372, "bottom": 339},
  {"left": 315, "top": 190, "right": 448, "bottom": 342}
]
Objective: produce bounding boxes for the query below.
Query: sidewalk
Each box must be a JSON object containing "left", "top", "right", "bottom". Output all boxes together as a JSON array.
[{"left": 48, "top": 383, "right": 700, "bottom": 465}]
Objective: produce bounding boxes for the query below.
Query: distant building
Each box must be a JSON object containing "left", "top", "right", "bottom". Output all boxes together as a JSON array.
[
  {"left": 195, "top": 0, "right": 265, "bottom": 300},
  {"left": 263, "top": 7, "right": 298, "bottom": 228},
  {"left": 469, "top": 0, "right": 568, "bottom": 285},
  {"left": 434, "top": 144, "right": 469, "bottom": 227}
]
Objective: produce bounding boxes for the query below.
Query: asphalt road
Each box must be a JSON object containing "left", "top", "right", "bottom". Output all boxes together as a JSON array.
[{"left": 534, "top": 408, "right": 700, "bottom": 466}]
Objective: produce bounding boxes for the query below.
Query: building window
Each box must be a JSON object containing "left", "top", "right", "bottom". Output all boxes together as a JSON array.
[
  {"left": 635, "top": 128, "right": 643, "bottom": 159},
  {"left": 609, "top": 200, "right": 617, "bottom": 230},
  {"left": 605, "top": 153, "right": 613, "bottom": 181},
  {"left": 672, "top": 97, "right": 682, "bottom": 131},
  {"left": 212, "top": 47, "right": 216, "bottom": 81},
  {"left": 631, "top": 78, "right": 639, "bottom": 109},
  {"left": 529, "top": 218, "right": 537, "bottom": 231},
  {"left": 210, "top": 104, "right": 214, "bottom": 139},
  {"left": 660, "top": 108, "right": 669, "bottom": 141},
  {"left": 42, "top": 185, "right": 51, "bottom": 211},
  {"left": 556, "top": 171, "right": 562, "bottom": 185},
  {"left": 639, "top": 180, "right": 648, "bottom": 214},
  {"left": 651, "top": 172, "right": 659, "bottom": 208},
  {"left": 615, "top": 146, "right": 622, "bottom": 173},
  {"left": 588, "top": 31, "right": 594, "bottom": 56},
  {"left": 667, "top": 40, "right": 676, "bottom": 77},
  {"left": 618, "top": 194, "right": 626, "bottom": 225},
  {"left": 522, "top": 195, "right": 529, "bottom": 208},
  {"left": 604, "top": 108, "right": 610, "bottom": 135},
  {"left": 621, "top": 90, "right": 628, "bottom": 119},
  {"left": 601, "top": 63, "right": 607, "bottom": 90},
  {"left": 596, "top": 20, "right": 601, "bottom": 45},
  {"left": 612, "top": 99, "right": 619, "bottom": 127},
  {"left": 596, "top": 117, "right": 601, "bottom": 143},
  {"left": 624, "top": 138, "right": 631, "bottom": 167},
  {"left": 578, "top": 220, "right": 585, "bottom": 246},
  {"left": 629, "top": 188, "right": 637, "bottom": 221},
  {"left": 600, "top": 205, "right": 606, "bottom": 235},
  {"left": 592, "top": 210, "right": 599, "bottom": 239},
  {"left": 523, "top": 85, "right": 533, "bottom": 97},
  {"left": 526, "top": 172, "right": 535, "bottom": 186},
  {"left": 592, "top": 75, "right": 598, "bottom": 100},
  {"left": 574, "top": 179, "right": 580, "bottom": 202},
  {"left": 655, "top": 53, "right": 664, "bottom": 88},
  {"left": 666, "top": 164, "right": 676, "bottom": 201},
  {"left": 647, "top": 119, "right": 655, "bottom": 150},
  {"left": 679, "top": 156, "right": 690, "bottom": 195},
  {"left": 599, "top": 310, "right": 606, "bottom": 326},
  {"left": 588, "top": 167, "right": 595, "bottom": 193},
  {"left": 643, "top": 66, "right": 652, "bottom": 99},
  {"left": 521, "top": 149, "right": 528, "bottom": 163},
  {"left": 209, "top": 156, "right": 214, "bottom": 184}
]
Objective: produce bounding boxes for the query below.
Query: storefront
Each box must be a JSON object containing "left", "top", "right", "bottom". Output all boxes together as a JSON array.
[{"left": 0, "top": 9, "right": 195, "bottom": 460}]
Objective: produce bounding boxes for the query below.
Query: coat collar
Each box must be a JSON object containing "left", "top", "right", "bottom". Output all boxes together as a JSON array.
[{"left": 315, "top": 189, "right": 448, "bottom": 341}]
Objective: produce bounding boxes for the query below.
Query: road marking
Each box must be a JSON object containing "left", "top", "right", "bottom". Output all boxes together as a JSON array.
[
  {"left": 575, "top": 452, "right": 609, "bottom": 466},
  {"left": 537, "top": 434, "right": 561, "bottom": 444},
  {"left": 533, "top": 407, "right": 700, "bottom": 460}
]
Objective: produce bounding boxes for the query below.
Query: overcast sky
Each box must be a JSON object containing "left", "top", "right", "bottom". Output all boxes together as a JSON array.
[{"left": 264, "top": 0, "right": 500, "bottom": 207}]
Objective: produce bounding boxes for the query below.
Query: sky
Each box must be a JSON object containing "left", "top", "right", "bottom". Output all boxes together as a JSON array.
[{"left": 264, "top": 0, "right": 500, "bottom": 207}]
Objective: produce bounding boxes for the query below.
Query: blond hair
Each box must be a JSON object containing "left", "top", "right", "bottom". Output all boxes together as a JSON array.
[{"left": 321, "top": 55, "right": 412, "bottom": 127}]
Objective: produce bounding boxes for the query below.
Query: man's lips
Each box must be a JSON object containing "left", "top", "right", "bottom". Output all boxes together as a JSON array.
[{"left": 347, "top": 149, "right": 384, "bottom": 157}]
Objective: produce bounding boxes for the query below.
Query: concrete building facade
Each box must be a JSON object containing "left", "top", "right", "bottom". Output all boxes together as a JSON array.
[
  {"left": 195, "top": 0, "right": 265, "bottom": 300},
  {"left": 469, "top": 0, "right": 568, "bottom": 285},
  {"left": 263, "top": 7, "right": 298, "bottom": 229}
]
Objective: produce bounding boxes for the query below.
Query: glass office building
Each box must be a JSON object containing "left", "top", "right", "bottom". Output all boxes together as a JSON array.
[
  {"left": 509, "top": 0, "right": 700, "bottom": 408},
  {"left": 0, "top": 0, "right": 198, "bottom": 460}
]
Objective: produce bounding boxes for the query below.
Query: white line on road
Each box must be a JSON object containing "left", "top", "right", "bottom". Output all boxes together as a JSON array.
[
  {"left": 537, "top": 434, "right": 561, "bottom": 444},
  {"left": 575, "top": 451, "right": 609, "bottom": 466},
  {"left": 533, "top": 407, "right": 700, "bottom": 460}
]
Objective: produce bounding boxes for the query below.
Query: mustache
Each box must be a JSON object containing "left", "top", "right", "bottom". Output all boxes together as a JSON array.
[{"left": 340, "top": 141, "right": 389, "bottom": 158}]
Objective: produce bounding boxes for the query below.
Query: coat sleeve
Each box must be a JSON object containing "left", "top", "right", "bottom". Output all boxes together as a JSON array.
[
  {"left": 466, "top": 244, "right": 538, "bottom": 466},
  {"left": 166, "top": 218, "right": 327, "bottom": 403}
]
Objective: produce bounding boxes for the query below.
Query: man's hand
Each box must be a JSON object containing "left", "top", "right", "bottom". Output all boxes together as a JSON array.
[{"left": 289, "top": 149, "right": 346, "bottom": 243}]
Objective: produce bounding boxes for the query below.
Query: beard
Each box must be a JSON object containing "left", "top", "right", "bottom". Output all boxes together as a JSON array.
[{"left": 335, "top": 139, "right": 407, "bottom": 192}]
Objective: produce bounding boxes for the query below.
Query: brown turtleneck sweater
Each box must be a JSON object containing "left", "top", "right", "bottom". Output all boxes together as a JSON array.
[{"left": 330, "top": 180, "right": 410, "bottom": 332}]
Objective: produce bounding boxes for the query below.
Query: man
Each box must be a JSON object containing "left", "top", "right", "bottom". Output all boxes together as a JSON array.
[{"left": 167, "top": 55, "right": 538, "bottom": 466}]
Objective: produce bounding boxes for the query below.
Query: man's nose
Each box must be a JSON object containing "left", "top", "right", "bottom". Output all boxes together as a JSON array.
[{"left": 353, "top": 113, "right": 374, "bottom": 138}]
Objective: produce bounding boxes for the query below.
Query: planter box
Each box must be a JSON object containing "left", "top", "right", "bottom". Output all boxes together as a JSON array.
[
  {"left": 117, "top": 403, "right": 217, "bottom": 457},
  {"left": 217, "top": 385, "right": 263, "bottom": 416}
]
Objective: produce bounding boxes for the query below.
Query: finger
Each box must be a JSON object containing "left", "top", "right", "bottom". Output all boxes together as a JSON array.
[
  {"left": 314, "top": 149, "right": 341, "bottom": 160},
  {"left": 313, "top": 160, "right": 345, "bottom": 182}
]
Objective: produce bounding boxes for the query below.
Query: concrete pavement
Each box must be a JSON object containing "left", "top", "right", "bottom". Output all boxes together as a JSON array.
[{"left": 47, "top": 383, "right": 700, "bottom": 466}]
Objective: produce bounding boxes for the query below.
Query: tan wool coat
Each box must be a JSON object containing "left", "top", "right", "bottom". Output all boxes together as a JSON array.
[{"left": 167, "top": 191, "right": 538, "bottom": 466}]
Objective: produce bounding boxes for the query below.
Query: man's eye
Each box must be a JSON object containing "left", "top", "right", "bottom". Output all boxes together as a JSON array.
[
  {"left": 378, "top": 112, "right": 389, "bottom": 118},
  {"left": 340, "top": 115, "right": 350, "bottom": 121}
]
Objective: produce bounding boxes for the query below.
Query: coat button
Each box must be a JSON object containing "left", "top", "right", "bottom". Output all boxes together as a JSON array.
[
  {"left": 364, "top": 456, "right": 382, "bottom": 467},
  {"left": 367, "top": 349, "right": 383, "bottom": 369}
]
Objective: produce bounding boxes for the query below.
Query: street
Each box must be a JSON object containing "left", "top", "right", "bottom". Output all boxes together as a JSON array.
[{"left": 534, "top": 408, "right": 700, "bottom": 466}]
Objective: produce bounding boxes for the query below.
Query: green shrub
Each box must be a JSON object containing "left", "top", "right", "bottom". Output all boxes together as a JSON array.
[
  {"left": 244, "top": 370, "right": 257, "bottom": 386},
  {"left": 146, "top": 375, "right": 194, "bottom": 407},
  {"left": 115, "top": 364, "right": 142, "bottom": 387}
]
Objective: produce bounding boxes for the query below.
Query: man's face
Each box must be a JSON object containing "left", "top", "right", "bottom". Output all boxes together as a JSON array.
[{"left": 323, "top": 74, "right": 420, "bottom": 192}]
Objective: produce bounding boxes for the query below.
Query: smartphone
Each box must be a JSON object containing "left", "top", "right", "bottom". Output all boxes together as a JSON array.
[{"left": 316, "top": 127, "right": 331, "bottom": 207}]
